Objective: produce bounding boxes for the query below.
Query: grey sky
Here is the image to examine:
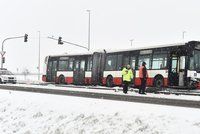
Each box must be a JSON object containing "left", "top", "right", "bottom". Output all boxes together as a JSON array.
[{"left": 0, "top": 0, "right": 200, "bottom": 73}]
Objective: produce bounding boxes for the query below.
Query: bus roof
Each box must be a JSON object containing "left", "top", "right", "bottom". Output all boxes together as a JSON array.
[
  {"left": 48, "top": 51, "right": 93, "bottom": 57},
  {"left": 47, "top": 41, "right": 200, "bottom": 57},
  {"left": 105, "top": 42, "right": 187, "bottom": 53}
]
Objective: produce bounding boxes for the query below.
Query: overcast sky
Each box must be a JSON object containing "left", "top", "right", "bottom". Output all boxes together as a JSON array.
[{"left": 0, "top": 0, "right": 200, "bottom": 73}]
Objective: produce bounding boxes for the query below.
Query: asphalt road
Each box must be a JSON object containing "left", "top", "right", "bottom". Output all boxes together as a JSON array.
[{"left": 0, "top": 84, "right": 200, "bottom": 109}]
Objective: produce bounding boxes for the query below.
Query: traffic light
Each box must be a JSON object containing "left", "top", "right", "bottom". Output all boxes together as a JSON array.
[
  {"left": 58, "top": 37, "right": 63, "bottom": 45},
  {"left": 2, "top": 57, "right": 5, "bottom": 63},
  {"left": 24, "top": 34, "right": 28, "bottom": 42}
]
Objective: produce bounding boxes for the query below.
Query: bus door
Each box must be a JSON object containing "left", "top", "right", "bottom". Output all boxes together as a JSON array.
[
  {"left": 91, "top": 52, "right": 106, "bottom": 85},
  {"left": 179, "top": 56, "right": 186, "bottom": 86},
  {"left": 73, "top": 59, "right": 86, "bottom": 85},
  {"left": 130, "top": 56, "right": 136, "bottom": 85},
  {"left": 169, "top": 55, "right": 186, "bottom": 86},
  {"left": 46, "top": 60, "right": 57, "bottom": 82},
  {"left": 122, "top": 54, "right": 130, "bottom": 83},
  {"left": 169, "top": 55, "right": 179, "bottom": 86}
]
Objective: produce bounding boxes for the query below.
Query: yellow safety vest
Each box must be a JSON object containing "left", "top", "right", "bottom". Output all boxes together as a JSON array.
[{"left": 122, "top": 68, "right": 133, "bottom": 82}]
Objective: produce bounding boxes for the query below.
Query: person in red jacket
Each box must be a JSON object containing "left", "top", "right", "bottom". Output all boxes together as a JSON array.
[{"left": 139, "top": 62, "right": 148, "bottom": 94}]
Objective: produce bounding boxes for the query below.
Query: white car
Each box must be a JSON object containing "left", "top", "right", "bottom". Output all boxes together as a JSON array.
[{"left": 0, "top": 69, "right": 17, "bottom": 84}]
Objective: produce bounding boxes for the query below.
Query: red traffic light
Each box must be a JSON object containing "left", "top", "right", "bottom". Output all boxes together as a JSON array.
[
  {"left": 24, "top": 34, "right": 28, "bottom": 42},
  {"left": 58, "top": 37, "right": 63, "bottom": 45}
]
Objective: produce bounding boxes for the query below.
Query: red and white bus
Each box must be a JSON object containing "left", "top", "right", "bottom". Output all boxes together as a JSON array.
[{"left": 42, "top": 41, "right": 200, "bottom": 89}]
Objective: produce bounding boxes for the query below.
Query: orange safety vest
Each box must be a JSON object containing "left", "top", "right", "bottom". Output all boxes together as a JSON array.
[{"left": 139, "top": 66, "right": 148, "bottom": 78}]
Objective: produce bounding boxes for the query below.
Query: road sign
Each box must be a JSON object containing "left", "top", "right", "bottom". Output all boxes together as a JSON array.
[{"left": 0, "top": 51, "right": 6, "bottom": 56}]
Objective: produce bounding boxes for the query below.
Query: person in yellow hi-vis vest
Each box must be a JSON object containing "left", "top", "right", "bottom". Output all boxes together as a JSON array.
[{"left": 122, "top": 64, "right": 133, "bottom": 94}]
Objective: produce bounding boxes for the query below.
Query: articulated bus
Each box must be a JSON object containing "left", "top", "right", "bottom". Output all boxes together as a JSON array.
[{"left": 42, "top": 41, "right": 200, "bottom": 89}]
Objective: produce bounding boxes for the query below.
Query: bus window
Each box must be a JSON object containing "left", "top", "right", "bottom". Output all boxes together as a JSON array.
[
  {"left": 138, "top": 55, "right": 151, "bottom": 69},
  {"left": 123, "top": 56, "right": 129, "bottom": 67},
  {"left": 75, "top": 61, "right": 79, "bottom": 70},
  {"left": 117, "top": 54, "right": 122, "bottom": 70},
  {"left": 105, "top": 55, "right": 117, "bottom": 71},
  {"left": 152, "top": 54, "right": 167, "bottom": 69},
  {"left": 189, "top": 57, "right": 194, "bottom": 70},
  {"left": 58, "top": 60, "right": 69, "bottom": 71},
  {"left": 44, "top": 56, "right": 48, "bottom": 64},
  {"left": 47, "top": 61, "right": 52, "bottom": 72},
  {"left": 180, "top": 56, "right": 185, "bottom": 70},
  {"left": 194, "top": 50, "right": 200, "bottom": 70},
  {"left": 80, "top": 60, "right": 85, "bottom": 71},
  {"left": 130, "top": 56, "right": 136, "bottom": 69},
  {"left": 68, "top": 58, "right": 74, "bottom": 71},
  {"left": 87, "top": 57, "right": 92, "bottom": 71},
  {"left": 172, "top": 57, "right": 178, "bottom": 73}
]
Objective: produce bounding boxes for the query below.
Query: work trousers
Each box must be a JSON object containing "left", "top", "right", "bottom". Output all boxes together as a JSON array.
[
  {"left": 139, "top": 78, "right": 146, "bottom": 94},
  {"left": 123, "top": 81, "right": 130, "bottom": 94}
]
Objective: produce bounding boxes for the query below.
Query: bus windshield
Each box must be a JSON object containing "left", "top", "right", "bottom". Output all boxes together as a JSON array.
[{"left": 194, "top": 50, "right": 200, "bottom": 70}]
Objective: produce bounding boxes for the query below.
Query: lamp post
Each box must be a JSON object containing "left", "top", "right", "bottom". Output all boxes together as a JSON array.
[
  {"left": 86, "top": 10, "right": 91, "bottom": 51},
  {"left": 38, "top": 31, "right": 41, "bottom": 81},
  {"left": 130, "top": 39, "right": 134, "bottom": 46},
  {"left": 182, "top": 31, "right": 186, "bottom": 42}
]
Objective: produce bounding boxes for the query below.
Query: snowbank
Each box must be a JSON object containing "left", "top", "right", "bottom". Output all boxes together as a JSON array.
[{"left": 0, "top": 90, "right": 200, "bottom": 134}]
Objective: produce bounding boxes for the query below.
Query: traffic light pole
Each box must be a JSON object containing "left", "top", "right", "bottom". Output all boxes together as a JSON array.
[
  {"left": 47, "top": 36, "right": 89, "bottom": 50},
  {"left": 1, "top": 35, "right": 26, "bottom": 68}
]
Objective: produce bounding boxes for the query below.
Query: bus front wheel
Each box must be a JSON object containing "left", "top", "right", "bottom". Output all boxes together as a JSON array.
[
  {"left": 58, "top": 75, "right": 66, "bottom": 84},
  {"left": 106, "top": 76, "right": 114, "bottom": 87},
  {"left": 154, "top": 76, "right": 164, "bottom": 88}
]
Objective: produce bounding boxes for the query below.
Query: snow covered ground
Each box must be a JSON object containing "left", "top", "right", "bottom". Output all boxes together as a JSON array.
[
  {"left": 0, "top": 90, "right": 200, "bottom": 134},
  {"left": 6, "top": 83, "right": 200, "bottom": 101},
  {"left": 15, "top": 74, "right": 41, "bottom": 84}
]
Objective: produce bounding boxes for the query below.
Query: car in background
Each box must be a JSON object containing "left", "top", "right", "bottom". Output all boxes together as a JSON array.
[{"left": 0, "top": 69, "right": 17, "bottom": 84}]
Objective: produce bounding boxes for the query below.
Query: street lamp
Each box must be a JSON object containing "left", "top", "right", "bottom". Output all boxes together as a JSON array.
[
  {"left": 182, "top": 31, "right": 186, "bottom": 42},
  {"left": 86, "top": 10, "right": 91, "bottom": 51},
  {"left": 130, "top": 39, "right": 134, "bottom": 46},
  {"left": 38, "top": 31, "right": 41, "bottom": 81}
]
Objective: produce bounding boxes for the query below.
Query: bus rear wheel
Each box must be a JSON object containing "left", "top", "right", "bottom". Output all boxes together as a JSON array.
[
  {"left": 58, "top": 75, "right": 66, "bottom": 84},
  {"left": 154, "top": 76, "right": 164, "bottom": 88},
  {"left": 106, "top": 76, "right": 114, "bottom": 87}
]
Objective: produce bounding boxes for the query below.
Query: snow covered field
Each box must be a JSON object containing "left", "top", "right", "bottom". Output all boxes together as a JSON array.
[{"left": 0, "top": 90, "right": 200, "bottom": 134}]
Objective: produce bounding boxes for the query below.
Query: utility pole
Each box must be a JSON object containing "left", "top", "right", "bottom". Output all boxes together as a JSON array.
[
  {"left": 38, "top": 31, "right": 41, "bottom": 81},
  {"left": 86, "top": 10, "right": 91, "bottom": 51},
  {"left": 130, "top": 39, "right": 134, "bottom": 46},
  {"left": 182, "top": 31, "right": 186, "bottom": 42}
]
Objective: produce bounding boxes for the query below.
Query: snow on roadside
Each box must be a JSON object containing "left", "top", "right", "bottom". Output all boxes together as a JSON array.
[
  {"left": 5, "top": 83, "right": 200, "bottom": 101},
  {"left": 0, "top": 90, "right": 200, "bottom": 134}
]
